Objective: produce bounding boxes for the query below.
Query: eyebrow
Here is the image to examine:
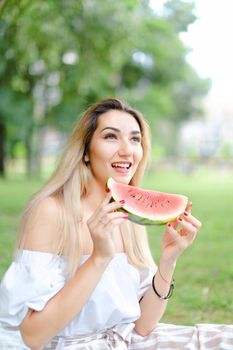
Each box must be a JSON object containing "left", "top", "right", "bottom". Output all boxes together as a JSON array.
[{"left": 101, "top": 127, "right": 141, "bottom": 135}]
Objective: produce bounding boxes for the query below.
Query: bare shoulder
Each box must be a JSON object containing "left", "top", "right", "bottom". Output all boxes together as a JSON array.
[{"left": 22, "top": 196, "right": 61, "bottom": 253}]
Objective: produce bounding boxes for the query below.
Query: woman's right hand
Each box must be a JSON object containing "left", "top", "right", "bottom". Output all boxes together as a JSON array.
[{"left": 86, "top": 192, "right": 128, "bottom": 262}]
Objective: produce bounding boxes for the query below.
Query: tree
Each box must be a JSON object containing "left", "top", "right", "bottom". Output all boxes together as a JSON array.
[{"left": 0, "top": 0, "right": 209, "bottom": 177}]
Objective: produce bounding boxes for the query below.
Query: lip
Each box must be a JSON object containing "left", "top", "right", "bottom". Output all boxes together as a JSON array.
[
  {"left": 111, "top": 161, "right": 132, "bottom": 174},
  {"left": 111, "top": 161, "right": 132, "bottom": 168}
]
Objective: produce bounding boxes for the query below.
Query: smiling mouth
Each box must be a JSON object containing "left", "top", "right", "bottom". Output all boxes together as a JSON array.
[{"left": 111, "top": 162, "right": 132, "bottom": 169}]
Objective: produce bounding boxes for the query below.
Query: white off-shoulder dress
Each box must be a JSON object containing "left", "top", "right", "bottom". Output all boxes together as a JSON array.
[{"left": 0, "top": 250, "right": 232, "bottom": 350}]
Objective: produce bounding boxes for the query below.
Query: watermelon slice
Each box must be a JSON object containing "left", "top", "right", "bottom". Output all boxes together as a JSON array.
[{"left": 107, "top": 177, "right": 188, "bottom": 225}]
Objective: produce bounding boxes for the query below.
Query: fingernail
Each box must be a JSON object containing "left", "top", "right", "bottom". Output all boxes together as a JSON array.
[
  {"left": 167, "top": 223, "right": 171, "bottom": 227},
  {"left": 106, "top": 188, "right": 111, "bottom": 193},
  {"left": 178, "top": 217, "right": 182, "bottom": 222},
  {"left": 184, "top": 211, "right": 188, "bottom": 216},
  {"left": 120, "top": 199, "right": 125, "bottom": 204}
]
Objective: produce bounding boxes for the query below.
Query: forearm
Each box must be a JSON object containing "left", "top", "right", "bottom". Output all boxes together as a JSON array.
[
  {"left": 134, "top": 258, "right": 176, "bottom": 336},
  {"left": 20, "top": 254, "right": 111, "bottom": 349}
]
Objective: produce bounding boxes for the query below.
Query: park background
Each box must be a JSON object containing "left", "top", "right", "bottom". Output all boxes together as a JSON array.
[{"left": 0, "top": 1, "right": 232, "bottom": 345}]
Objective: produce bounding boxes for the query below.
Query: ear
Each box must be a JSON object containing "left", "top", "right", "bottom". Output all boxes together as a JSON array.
[{"left": 84, "top": 154, "right": 89, "bottom": 163}]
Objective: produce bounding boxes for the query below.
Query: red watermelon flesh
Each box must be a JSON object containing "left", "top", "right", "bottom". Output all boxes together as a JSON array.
[{"left": 107, "top": 177, "right": 188, "bottom": 225}]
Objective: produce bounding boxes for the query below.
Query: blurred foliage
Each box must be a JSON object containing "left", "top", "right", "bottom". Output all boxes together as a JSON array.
[{"left": 0, "top": 0, "right": 210, "bottom": 177}]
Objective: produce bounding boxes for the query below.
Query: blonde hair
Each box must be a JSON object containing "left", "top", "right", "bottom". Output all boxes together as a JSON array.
[{"left": 16, "top": 97, "right": 156, "bottom": 275}]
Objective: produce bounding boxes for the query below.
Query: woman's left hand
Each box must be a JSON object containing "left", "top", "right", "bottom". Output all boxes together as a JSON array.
[{"left": 161, "top": 203, "right": 202, "bottom": 263}]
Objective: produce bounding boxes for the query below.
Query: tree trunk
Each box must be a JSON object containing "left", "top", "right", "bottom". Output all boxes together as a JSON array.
[
  {"left": 25, "top": 123, "right": 41, "bottom": 178},
  {"left": 0, "top": 121, "right": 6, "bottom": 177}
]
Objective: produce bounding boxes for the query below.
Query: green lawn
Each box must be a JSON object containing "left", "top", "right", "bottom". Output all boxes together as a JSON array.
[
  {"left": 144, "top": 168, "right": 233, "bottom": 325},
  {"left": 0, "top": 177, "right": 44, "bottom": 275},
  {"left": 0, "top": 168, "right": 233, "bottom": 325}
]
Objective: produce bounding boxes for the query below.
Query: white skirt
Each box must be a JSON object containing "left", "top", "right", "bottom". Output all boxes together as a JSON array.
[{"left": 44, "top": 323, "right": 233, "bottom": 350}]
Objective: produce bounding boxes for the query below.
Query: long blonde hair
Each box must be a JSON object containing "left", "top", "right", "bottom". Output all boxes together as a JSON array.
[{"left": 16, "top": 98, "right": 156, "bottom": 275}]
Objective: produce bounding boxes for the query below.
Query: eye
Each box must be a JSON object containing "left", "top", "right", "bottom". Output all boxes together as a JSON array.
[
  {"left": 131, "top": 136, "right": 141, "bottom": 143},
  {"left": 104, "top": 133, "right": 117, "bottom": 140}
]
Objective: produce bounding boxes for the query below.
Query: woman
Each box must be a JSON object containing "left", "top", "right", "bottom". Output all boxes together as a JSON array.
[{"left": 0, "top": 98, "right": 232, "bottom": 350}]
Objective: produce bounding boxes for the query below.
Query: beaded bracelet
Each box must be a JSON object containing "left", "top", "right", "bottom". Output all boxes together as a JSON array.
[{"left": 152, "top": 275, "right": 175, "bottom": 300}]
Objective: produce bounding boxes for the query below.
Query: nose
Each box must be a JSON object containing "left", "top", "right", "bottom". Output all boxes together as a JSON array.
[{"left": 118, "top": 139, "right": 133, "bottom": 157}]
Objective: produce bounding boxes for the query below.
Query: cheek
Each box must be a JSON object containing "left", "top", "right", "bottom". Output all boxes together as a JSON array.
[
  {"left": 89, "top": 142, "right": 113, "bottom": 163},
  {"left": 135, "top": 146, "right": 143, "bottom": 162}
]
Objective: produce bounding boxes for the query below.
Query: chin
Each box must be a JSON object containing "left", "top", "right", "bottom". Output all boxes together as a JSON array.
[{"left": 111, "top": 174, "right": 133, "bottom": 185}]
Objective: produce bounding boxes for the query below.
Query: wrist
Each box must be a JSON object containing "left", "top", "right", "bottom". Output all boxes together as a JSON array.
[
  {"left": 159, "top": 254, "right": 177, "bottom": 268},
  {"left": 90, "top": 252, "right": 112, "bottom": 270},
  {"left": 152, "top": 274, "right": 175, "bottom": 300},
  {"left": 157, "top": 257, "right": 176, "bottom": 285}
]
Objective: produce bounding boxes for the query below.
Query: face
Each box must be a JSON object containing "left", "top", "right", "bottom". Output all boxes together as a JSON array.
[{"left": 86, "top": 110, "right": 143, "bottom": 187}]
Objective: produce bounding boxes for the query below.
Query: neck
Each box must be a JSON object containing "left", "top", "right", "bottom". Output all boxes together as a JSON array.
[{"left": 83, "top": 177, "right": 107, "bottom": 210}]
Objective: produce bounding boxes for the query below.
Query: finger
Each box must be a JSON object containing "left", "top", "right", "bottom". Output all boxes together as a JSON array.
[
  {"left": 104, "top": 199, "right": 127, "bottom": 213},
  {"left": 170, "top": 219, "right": 178, "bottom": 229},
  {"left": 93, "top": 192, "right": 116, "bottom": 218},
  {"left": 166, "top": 223, "right": 181, "bottom": 241},
  {"left": 178, "top": 217, "right": 197, "bottom": 236},
  {"left": 101, "top": 191, "right": 113, "bottom": 206},
  {"left": 99, "top": 192, "right": 127, "bottom": 212},
  {"left": 106, "top": 217, "right": 128, "bottom": 227},
  {"left": 183, "top": 212, "right": 202, "bottom": 230},
  {"left": 185, "top": 201, "right": 192, "bottom": 213},
  {"left": 100, "top": 211, "right": 128, "bottom": 226}
]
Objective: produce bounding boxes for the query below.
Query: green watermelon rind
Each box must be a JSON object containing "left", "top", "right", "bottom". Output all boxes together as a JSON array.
[
  {"left": 107, "top": 178, "right": 188, "bottom": 226},
  {"left": 126, "top": 212, "right": 178, "bottom": 226},
  {"left": 116, "top": 206, "right": 182, "bottom": 226}
]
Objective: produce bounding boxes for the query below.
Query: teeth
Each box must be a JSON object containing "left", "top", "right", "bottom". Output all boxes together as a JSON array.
[{"left": 112, "top": 162, "right": 131, "bottom": 168}]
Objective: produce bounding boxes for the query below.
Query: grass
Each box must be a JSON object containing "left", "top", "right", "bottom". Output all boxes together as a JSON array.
[
  {"left": 0, "top": 177, "right": 44, "bottom": 274},
  {"left": 0, "top": 168, "right": 233, "bottom": 325},
  {"left": 143, "top": 167, "right": 233, "bottom": 325}
]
